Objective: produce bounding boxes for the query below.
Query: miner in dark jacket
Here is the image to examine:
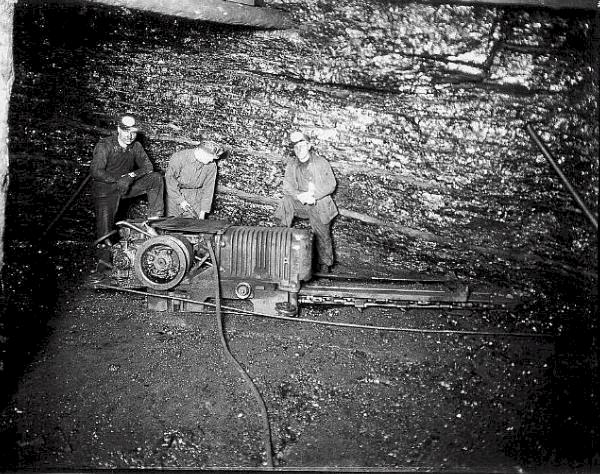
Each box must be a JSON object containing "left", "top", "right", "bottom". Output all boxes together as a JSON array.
[
  {"left": 274, "top": 131, "right": 338, "bottom": 273},
  {"left": 90, "top": 113, "right": 164, "bottom": 271}
]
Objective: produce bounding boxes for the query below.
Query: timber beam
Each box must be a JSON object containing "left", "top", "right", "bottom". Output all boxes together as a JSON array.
[
  {"left": 430, "top": 0, "right": 597, "bottom": 10},
  {"left": 85, "top": 0, "right": 293, "bottom": 29}
]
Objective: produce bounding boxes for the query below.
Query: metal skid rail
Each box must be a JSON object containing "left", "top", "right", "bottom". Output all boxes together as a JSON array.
[{"left": 298, "top": 283, "right": 517, "bottom": 310}]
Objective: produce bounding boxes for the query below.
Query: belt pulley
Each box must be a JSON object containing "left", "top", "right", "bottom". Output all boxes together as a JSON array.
[{"left": 134, "top": 235, "right": 194, "bottom": 290}]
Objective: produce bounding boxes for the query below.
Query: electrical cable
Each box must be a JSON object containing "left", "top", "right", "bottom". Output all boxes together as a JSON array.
[
  {"left": 95, "top": 284, "right": 553, "bottom": 339},
  {"left": 94, "top": 221, "right": 155, "bottom": 247},
  {"left": 226, "top": 310, "right": 552, "bottom": 339},
  {"left": 205, "top": 241, "right": 275, "bottom": 468},
  {"left": 93, "top": 229, "right": 118, "bottom": 246},
  {"left": 115, "top": 220, "right": 155, "bottom": 239}
]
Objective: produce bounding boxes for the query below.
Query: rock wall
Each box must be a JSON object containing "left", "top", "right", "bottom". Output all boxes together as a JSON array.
[{"left": 7, "top": 0, "right": 598, "bottom": 284}]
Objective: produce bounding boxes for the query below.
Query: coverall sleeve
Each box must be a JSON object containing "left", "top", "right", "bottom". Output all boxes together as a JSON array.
[
  {"left": 165, "top": 153, "right": 186, "bottom": 206},
  {"left": 311, "top": 158, "right": 336, "bottom": 200},
  {"left": 198, "top": 163, "right": 217, "bottom": 213},
  {"left": 132, "top": 143, "right": 154, "bottom": 177},
  {"left": 282, "top": 162, "right": 300, "bottom": 196},
  {"left": 90, "top": 140, "right": 117, "bottom": 184}
]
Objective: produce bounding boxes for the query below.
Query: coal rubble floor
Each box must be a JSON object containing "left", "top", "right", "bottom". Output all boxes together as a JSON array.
[{"left": 0, "top": 237, "right": 597, "bottom": 471}]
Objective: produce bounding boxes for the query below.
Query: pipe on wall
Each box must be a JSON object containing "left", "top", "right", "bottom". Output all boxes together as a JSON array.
[{"left": 526, "top": 124, "right": 598, "bottom": 231}]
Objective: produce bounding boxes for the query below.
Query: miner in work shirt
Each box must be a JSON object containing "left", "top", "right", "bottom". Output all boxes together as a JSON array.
[
  {"left": 274, "top": 131, "right": 338, "bottom": 273},
  {"left": 165, "top": 141, "right": 224, "bottom": 219},
  {"left": 90, "top": 113, "right": 164, "bottom": 273}
]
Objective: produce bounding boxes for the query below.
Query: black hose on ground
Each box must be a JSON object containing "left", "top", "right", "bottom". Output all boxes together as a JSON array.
[{"left": 206, "top": 239, "right": 275, "bottom": 468}]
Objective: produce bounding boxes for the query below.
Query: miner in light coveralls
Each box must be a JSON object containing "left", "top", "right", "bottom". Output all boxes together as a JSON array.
[
  {"left": 274, "top": 131, "right": 338, "bottom": 273},
  {"left": 165, "top": 141, "right": 225, "bottom": 219}
]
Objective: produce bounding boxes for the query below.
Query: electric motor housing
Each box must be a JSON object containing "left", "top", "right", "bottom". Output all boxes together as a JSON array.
[
  {"left": 218, "top": 226, "right": 312, "bottom": 293},
  {"left": 112, "top": 218, "right": 313, "bottom": 313}
]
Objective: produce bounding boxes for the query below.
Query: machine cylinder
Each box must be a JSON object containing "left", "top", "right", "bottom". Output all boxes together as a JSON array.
[{"left": 217, "top": 226, "right": 312, "bottom": 292}]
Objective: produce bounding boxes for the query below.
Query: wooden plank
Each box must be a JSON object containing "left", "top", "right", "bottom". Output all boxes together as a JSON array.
[
  {"left": 435, "top": 0, "right": 597, "bottom": 10},
  {"left": 227, "top": 0, "right": 257, "bottom": 6},
  {"left": 216, "top": 185, "right": 451, "bottom": 244}
]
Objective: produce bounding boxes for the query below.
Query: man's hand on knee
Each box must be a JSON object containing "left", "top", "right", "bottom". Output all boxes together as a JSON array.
[
  {"left": 297, "top": 191, "right": 315, "bottom": 205},
  {"left": 179, "top": 200, "right": 193, "bottom": 213},
  {"left": 116, "top": 175, "right": 134, "bottom": 194}
]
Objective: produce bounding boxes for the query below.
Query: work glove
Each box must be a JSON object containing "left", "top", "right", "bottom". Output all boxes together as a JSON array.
[
  {"left": 179, "top": 200, "right": 194, "bottom": 213},
  {"left": 297, "top": 191, "right": 316, "bottom": 205},
  {"left": 116, "top": 175, "right": 134, "bottom": 194}
]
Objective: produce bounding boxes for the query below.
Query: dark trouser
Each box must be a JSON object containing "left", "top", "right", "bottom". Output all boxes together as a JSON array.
[
  {"left": 93, "top": 172, "right": 164, "bottom": 246},
  {"left": 275, "top": 195, "right": 334, "bottom": 266}
]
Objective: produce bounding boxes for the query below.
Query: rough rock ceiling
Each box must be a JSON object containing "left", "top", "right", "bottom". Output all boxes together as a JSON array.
[
  {"left": 80, "top": 0, "right": 596, "bottom": 31},
  {"left": 84, "top": 0, "right": 292, "bottom": 28}
]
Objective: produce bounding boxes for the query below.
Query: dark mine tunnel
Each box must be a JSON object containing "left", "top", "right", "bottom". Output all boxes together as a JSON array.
[{"left": 0, "top": 0, "right": 597, "bottom": 470}]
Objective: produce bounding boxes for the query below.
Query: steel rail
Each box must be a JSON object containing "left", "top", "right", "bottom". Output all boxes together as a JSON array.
[
  {"left": 312, "top": 272, "right": 449, "bottom": 283},
  {"left": 299, "top": 283, "right": 517, "bottom": 308},
  {"left": 298, "top": 297, "right": 502, "bottom": 311},
  {"left": 526, "top": 124, "right": 598, "bottom": 231},
  {"left": 95, "top": 284, "right": 551, "bottom": 338}
]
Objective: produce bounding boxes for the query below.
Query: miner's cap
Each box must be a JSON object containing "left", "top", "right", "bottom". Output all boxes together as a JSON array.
[
  {"left": 117, "top": 113, "right": 142, "bottom": 132},
  {"left": 197, "top": 140, "right": 224, "bottom": 157},
  {"left": 289, "top": 131, "right": 308, "bottom": 145}
]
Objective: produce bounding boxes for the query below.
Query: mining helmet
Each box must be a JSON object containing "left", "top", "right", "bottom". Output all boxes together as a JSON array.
[
  {"left": 289, "top": 131, "right": 308, "bottom": 144},
  {"left": 117, "top": 113, "right": 142, "bottom": 132},
  {"left": 199, "top": 140, "right": 224, "bottom": 157}
]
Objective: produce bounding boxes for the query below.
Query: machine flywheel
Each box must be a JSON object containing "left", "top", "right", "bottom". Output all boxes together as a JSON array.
[{"left": 134, "top": 235, "right": 193, "bottom": 290}]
